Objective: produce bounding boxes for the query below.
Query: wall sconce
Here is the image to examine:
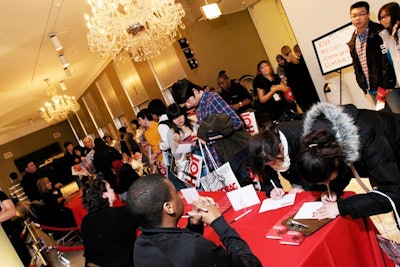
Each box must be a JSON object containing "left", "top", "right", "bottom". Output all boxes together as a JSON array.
[
  {"left": 50, "top": 33, "right": 63, "bottom": 51},
  {"left": 200, "top": 1, "right": 222, "bottom": 20},
  {"left": 64, "top": 67, "right": 72, "bottom": 78},
  {"left": 59, "top": 54, "right": 70, "bottom": 68}
]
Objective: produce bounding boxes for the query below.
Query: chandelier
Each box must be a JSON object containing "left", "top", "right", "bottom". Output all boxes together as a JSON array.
[
  {"left": 40, "top": 79, "right": 80, "bottom": 123},
  {"left": 85, "top": 0, "right": 186, "bottom": 62}
]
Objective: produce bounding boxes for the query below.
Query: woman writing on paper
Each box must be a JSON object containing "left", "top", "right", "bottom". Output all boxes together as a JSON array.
[
  {"left": 296, "top": 102, "right": 400, "bottom": 220},
  {"left": 249, "top": 120, "right": 326, "bottom": 199}
]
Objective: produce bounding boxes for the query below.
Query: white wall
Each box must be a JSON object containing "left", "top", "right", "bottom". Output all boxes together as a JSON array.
[
  {"left": 259, "top": 0, "right": 386, "bottom": 109},
  {"left": 249, "top": 0, "right": 297, "bottom": 71}
]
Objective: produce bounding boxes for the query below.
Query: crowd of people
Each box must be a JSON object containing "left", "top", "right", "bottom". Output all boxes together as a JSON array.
[{"left": 1, "top": 1, "right": 400, "bottom": 266}]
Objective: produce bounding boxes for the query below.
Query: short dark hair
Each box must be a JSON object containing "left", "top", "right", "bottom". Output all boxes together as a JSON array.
[
  {"left": 119, "top": 126, "right": 127, "bottom": 133},
  {"left": 130, "top": 119, "right": 139, "bottom": 127},
  {"left": 217, "top": 70, "right": 229, "bottom": 80},
  {"left": 82, "top": 179, "right": 110, "bottom": 212},
  {"left": 148, "top": 99, "right": 167, "bottom": 116},
  {"left": 249, "top": 126, "right": 281, "bottom": 175},
  {"left": 127, "top": 174, "right": 171, "bottom": 228},
  {"left": 64, "top": 141, "right": 73, "bottom": 148},
  {"left": 297, "top": 129, "right": 346, "bottom": 184},
  {"left": 136, "top": 108, "right": 153, "bottom": 121},
  {"left": 9, "top": 172, "right": 18, "bottom": 180},
  {"left": 171, "top": 78, "right": 201, "bottom": 104},
  {"left": 350, "top": 1, "right": 369, "bottom": 13}
]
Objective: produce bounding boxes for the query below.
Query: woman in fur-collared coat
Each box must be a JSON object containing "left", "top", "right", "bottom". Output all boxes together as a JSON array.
[{"left": 297, "top": 102, "right": 400, "bottom": 221}]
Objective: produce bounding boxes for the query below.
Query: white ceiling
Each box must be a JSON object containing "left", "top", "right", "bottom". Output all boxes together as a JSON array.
[{"left": 0, "top": 0, "right": 260, "bottom": 145}]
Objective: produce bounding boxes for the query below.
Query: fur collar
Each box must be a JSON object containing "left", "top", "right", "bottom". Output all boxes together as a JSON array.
[{"left": 303, "top": 102, "right": 360, "bottom": 163}]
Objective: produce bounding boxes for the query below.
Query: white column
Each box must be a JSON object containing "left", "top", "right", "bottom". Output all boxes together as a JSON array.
[{"left": 0, "top": 225, "right": 24, "bottom": 266}]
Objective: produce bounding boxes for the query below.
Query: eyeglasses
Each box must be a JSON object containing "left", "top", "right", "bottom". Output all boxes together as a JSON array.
[
  {"left": 379, "top": 14, "right": 390, "bottom": 21},
  {"left": 350, "top": 12, "right": 368, "bottom": 19}
]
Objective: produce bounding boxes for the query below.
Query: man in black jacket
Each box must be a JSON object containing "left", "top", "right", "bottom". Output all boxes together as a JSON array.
[
  {"left": 127, "top": 174, "right": 262, "bottom": 267},
  {"left": 347, "top": 1, "right": 396, "bottom": 110}
]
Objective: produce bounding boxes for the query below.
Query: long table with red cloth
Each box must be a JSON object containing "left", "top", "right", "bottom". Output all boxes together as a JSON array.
[{"left": 179, "top": 191, "right": 393, "bottom": 267}]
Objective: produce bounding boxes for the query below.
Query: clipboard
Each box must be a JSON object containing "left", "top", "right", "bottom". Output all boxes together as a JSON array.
[{"left": 281, "top": 215, "right": 332, "bottom": 236}]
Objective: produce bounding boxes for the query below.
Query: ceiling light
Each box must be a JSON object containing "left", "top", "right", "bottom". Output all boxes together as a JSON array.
[
  {"left": 59, "top": 54, "right": 70, "bottom": 68},
  {"left": 59, "top": 81, "right": 67, "bottom": 91},
  {"left": 40, "top": 79, "right": 80, "bottom": 123},
  {"left": 200, "top": 2, "right": 222, "bottom": 20},
  {"left": 50, "top": 33, "right": 63, "bottom": 51},
  {"left": 64, "top": 68, "right": 72, "bottom": 78},
  {"left": 85, "top": 0, "right": 186, "bottom": 62}
]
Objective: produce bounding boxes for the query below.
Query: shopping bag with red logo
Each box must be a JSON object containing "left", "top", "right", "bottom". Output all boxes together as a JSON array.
[
  {"left": 240, "top": 111, "right": 259, "bottom": 136},
  {"left": 173, "top": 153, "right": 202, "bottom": 188},
  {"left": 199, "top": 143, "right": 241, "bottom": 192}
]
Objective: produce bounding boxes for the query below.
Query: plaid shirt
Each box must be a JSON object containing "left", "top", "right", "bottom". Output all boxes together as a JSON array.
[
  {"left": 196, "top": 91, "right": 243, "bottom": 169},
  {"left": 355, "top": 27, "right": 373, "bottom": 93}
]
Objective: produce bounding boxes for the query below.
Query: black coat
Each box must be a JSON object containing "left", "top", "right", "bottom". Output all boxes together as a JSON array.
[
  {"left": 348, "top": 20, "right": 396, "bottom": 93},
  {"left": 304, "top": 103, "right": 400, "bottom": 219}
]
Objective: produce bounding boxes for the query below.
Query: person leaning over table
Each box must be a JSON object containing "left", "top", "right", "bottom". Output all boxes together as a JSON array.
[
  {"left": 296, "top": 102, "right": 400, "bottom": 220},
  {"left": 249, "top": 118, "right": 330, "bottom": 199},
  {"left": 127, "top": 174, "right": 262, "bottom": 267}
]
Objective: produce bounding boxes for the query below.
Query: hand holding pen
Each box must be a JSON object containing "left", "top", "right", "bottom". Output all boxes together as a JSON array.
[
  {"left": 320, "top": 190, "right": 337, "bottom": 204},
  {"left": 270, "top": 179, "right": 285, "bottom": 200},
  {"left": 321, "top": 184, "right": 337, "bottom": 204}
]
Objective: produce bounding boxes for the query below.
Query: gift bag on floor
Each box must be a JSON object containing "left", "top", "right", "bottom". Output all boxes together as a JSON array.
[
  {"left": 352, "top": 165, "right": 400, "bottom": 266},
  {"left": 370, "top": 190, "right": 400, "bottom": 266},
  {"left": 199, "top": 143, "right": 241, "bottom": 192}
]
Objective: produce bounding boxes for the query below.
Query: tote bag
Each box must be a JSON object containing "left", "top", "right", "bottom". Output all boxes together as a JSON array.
[
  {"left": 199, "top": 142, "right": 241, "bottom": 192},
  {"left": 351, "top": 165, "right": 400, "bottom": 265}
]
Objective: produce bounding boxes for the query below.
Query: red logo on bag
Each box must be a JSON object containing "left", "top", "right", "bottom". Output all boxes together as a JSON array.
[
  {"left": 189, "top": 154, "right": 201, "bottom": 178},
  {"left": 240, "top": 112, "right": 258, "bottom": 135},
  {"left": 217, "top": 182, "right": 239, "bottom": 192}
]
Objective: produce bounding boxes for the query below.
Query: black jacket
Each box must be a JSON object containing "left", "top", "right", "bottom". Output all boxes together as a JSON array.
[
  {"left": 134, "top": 216, "right": 262, "bottom": 267},
  {"left": 303, "top": 103, "right": 400, "bottom": 219},
  {"left": 263, "top": 120, "right": 335, "bottom": 196},
  {"left": 81, "top": 206, "right": 136, "bottom": 267},
  {"left": 347, "top": 21, "right": 396, "bottom": 93}
]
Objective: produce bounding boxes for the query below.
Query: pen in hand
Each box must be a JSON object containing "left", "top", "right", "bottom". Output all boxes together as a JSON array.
[
  {"left": 270, "top": 179, "right": 284, "bottom": 198},
  {"left": 326, "top": 183, "right": 333, "bottom": 201}
]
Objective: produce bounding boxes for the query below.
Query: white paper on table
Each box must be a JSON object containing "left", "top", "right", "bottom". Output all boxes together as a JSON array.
[
  {"left": 226, "top": 185, "right": 261, "bottom": 211},
  {"left": 258, "top": 193, "right": 296, "bottom": 213},
  {"left": 180, "top": 187, "right": 200, "bottom": 204},
  {"left": 293, "top": 201, "right": 323, "bottom": 219}
]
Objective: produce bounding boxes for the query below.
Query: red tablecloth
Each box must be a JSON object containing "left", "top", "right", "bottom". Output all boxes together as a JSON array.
[
  {"left": 180, "top": 191, "right": 394, "bottom": 267},
  {"left": 63, "top": 191, "right": 88, "bottom": 228}
]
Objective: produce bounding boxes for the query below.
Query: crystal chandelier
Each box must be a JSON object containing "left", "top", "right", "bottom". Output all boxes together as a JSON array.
[
  {"left": 40, "top": 79, "right": 80, "bottom": 123},
  {"left": 85, "top": 0, "right": 186, "bottom": 62}
]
